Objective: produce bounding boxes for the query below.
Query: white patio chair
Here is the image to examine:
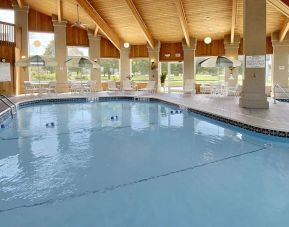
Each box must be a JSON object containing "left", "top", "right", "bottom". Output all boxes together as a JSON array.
[
  {"left": 47, "top": 81, "right": 57, "bottom": 94},
  {"left": 227, "top": 84, "right": 241, "bottom": 96},
  {"left": 24, "top": 81, "right": 39, "bottom": 95},
  {"left": 107, "top": 81, "right": 120, "bottom": 91},
  {"left": 183, "top": 79, "right": 195, "bottom": 94},
  {"left": 139, "top": 81, "right": 156, "bottom": 93},
  {"left": 83, "top": 81, "right": 97, "bottom": 92},
  {"left": 122, "top": 80, "right": 135, "bottom": 91}
]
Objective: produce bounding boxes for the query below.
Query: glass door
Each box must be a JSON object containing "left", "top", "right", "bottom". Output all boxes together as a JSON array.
[{"left": 160, "top": 62, "right": 183, "bottom": 93}]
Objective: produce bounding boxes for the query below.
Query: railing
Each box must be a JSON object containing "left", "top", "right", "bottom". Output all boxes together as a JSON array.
[
  {"left": 0, "top": 94, "right": 16, "bottom": 117},
  {"left": 273, "top": 83, "right": 289, "bottom": 104},
  {"left": 0, "top": 21, "right": 15, "bottom": 46}
]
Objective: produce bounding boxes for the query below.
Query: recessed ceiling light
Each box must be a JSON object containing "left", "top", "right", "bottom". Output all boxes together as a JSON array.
[
  {"left": 205, "top": 16, "right": 211, "bottom": 21},
  {"left": 204, "top": 37, "right": 212, "bottom": 44}
]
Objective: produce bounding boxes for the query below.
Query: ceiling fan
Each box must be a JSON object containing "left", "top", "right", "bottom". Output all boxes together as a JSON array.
[{"left": 71, "top": 4, "right": 87, "bottom": 29}]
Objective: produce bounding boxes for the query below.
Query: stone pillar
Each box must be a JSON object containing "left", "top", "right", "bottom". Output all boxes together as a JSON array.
[
  {"left": 182, "top": 38, "right": 197, "bottom": 90},
  {"left": 239, "top": 0, "right": 269, "bottom": 108},
  {"left": 13, "top": 3, "right": 29, "bottom": 94},
  {"left": 271, "top": 32, "right": 289, "bottom": 98},
  {"left": 224, "top": 34, "right": 240, "bottom": 88},
  {"left": 88, "top": 33, "right": 101, "bottom": 91},
  {"left": 120, "top": 45, "right": 131, "bottom": 81},
  {"left": 148, "top": 41, "right": 161, "bottom": 91},
  {"left": 53, "top": 19, "right": 68, "bottom": 92}
]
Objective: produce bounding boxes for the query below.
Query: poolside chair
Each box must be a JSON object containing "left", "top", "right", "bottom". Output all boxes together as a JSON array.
[
  {"left": 83, "top": 81, "right": 97, "bottom": 92},
  {"left": 139, "top": 80, "right": 156, "bottom": 93},
  {"left": 24, "top": 81, "right": 39, "bottom": 95},
  {"left": 107, "top": 81, "right": 120, "bottom": 91},
  {"left": 47, "top": 81, "right": 57, "bottom": 94},
  {"left": 183, "top": 79, "right": 195, "bottom": 94},
  {"left": 227, "top": 84, "right": 241, "bottom": 96},
  {"left": 70, "top": 82, "right": 83, "bottom": 93},
  {"left": 122, "top": 80, "right": 135, "bottom": 91}
]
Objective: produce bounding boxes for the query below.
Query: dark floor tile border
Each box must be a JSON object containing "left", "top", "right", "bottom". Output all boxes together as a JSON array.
[{"left": 0, "top": 96, "right": 288, "bottom": 138}]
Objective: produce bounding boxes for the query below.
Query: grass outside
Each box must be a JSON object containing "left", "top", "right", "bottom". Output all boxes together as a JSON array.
[{"left": 30, "top": 73, "right": 273, "bottom": 87}]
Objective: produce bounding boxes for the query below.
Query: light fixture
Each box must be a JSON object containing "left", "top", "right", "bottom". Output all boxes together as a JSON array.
[
  {"left": 175, "top": 53, "right": 181, "bottom": 58},
  {"left": 124, "top": 42, "right": 130, "bottom": 48},
  {"left": 21, "top": 55, "right": 26, "bottom": 59},
  {"left": 33, "top": 40, "right": 42, "bottom": 48},
  {"left": 204, "top": 37, "right": 212, "bottom": 44},
  {"left": 151, "top": 59, "right": 157, "bottom": 70},
  {"left": 164, "top": 53, "right": 170, "bottom": 58},
  {"left": 1, "top": 58, "right": 6, "bottom": 63}
]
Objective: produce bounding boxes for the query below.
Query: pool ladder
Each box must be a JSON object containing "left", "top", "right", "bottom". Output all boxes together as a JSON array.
[
  {"left": 0, "top": 94, "right": 17, "bottom": 117},
  {"left": 273, "top": 84, "right": 289, "bottom": 104}
]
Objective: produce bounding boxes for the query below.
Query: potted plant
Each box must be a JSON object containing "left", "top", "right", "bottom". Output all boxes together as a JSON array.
[{"left": 160, "top": 72, "right": 167, "bottom": 87}]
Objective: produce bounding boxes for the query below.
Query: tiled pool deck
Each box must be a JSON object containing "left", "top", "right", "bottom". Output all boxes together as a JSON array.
[{"left": 1, "top": 92, "right": 289, "bottom": 136}]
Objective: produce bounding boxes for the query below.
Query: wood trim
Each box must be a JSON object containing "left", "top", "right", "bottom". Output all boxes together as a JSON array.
[
  {"left": 101, "top": 38, "right": 120, "bottom": 58},
  {"left": 231, "top": 0, "right": 237, "bottom": 44},
  {"left": 0, "top": 46, "right": 15, "bottom": 95},
  {"left": 129, "top": 45, "right": 148, "bottom": 58},
  {"left": 279, "top": 18, "right": 289, "bottom": 41},
  {"left": 76, "top": 0, "right": 122, "bottom": 50},
  {"left": 66, "top": 25, "right": 89, "bottom": 47},
  {"left": 160, "top": 42, "right": 184, "bottom": 61},
  {"left": 124, "top": 0, "right": 154, "bottom": 48},
  {"left": 28, "top": 9, "right": 54, "bottom": 32},
  {"left": 195, "top": 40, "right": 225, "bottom": 57},
  {"left": 238, "top": 37, "right": 273, "bottom": 55},
  {"left": 0, "top": 0, "right": 13, "bottom": 8},
  {"left": 174, "top": 0, "right": 190, "bottom": 47}
]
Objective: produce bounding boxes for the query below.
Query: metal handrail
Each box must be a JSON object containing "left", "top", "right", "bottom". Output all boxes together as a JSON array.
[
  {"left": 273, "top": 83, "right": 289, "bottom": 104},
  {"left": 0, "top": 95, "right": 16, "bottom": 116}
]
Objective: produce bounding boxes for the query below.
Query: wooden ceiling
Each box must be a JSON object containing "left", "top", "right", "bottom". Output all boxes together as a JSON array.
[{"left": 18, "top": 0, "right": 288, "bottom": 46}]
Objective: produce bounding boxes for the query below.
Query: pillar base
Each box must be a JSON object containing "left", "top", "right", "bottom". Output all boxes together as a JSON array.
[{"left": 239, "top": 93, "right": 269, "bottom": 109}]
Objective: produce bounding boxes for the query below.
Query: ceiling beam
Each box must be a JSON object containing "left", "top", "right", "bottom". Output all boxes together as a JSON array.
[
  {"left": 267, "top": 0, "right": 289, "bottom": 17},
  {"left": 76, "top": 0, "right": 122, "bottom": 50},
  {"left": 17, "top": 0, "right": 23, "bottom": 8},
  {"left": 57, "top": 0, "right": 62, "bottom": 22},
  {"left": 230, "top": 0, "right": 237, "bottom": 44},
  {"left": 279, "top": 18, "right": 289, "bottom": 41},
  {"left": 94, "top": 25, "right": 99, "bottom": 37},
  {"left": 124, "top": 0, "right": 154, "bottom": 48},
  {"left": 174, "top": 0, "right": 190, "bottom": 47}
]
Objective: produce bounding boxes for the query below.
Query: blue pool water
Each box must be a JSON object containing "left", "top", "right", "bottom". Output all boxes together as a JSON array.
[{"left": 0, "top": 100, "right": 289, "bottom": 227}]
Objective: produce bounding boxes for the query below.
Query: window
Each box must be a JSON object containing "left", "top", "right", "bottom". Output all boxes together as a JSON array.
[
  {"left": 67, "top": 46, "right": 90, "bottom": 81},
  {"left": 28, "top": 32, "right": 55, "bottom": 81},
  {"left": 100, "top": 59, "right": 120, "bottom": 81},
  {"left": 265, "top": 55, "right": 272, "bottom": 86},
  {"left": 0, "top": 9, "right": 14, "bottom": 24},
  {"left": 195, "top": 56, "right": 225, "bottom": 83},
  {"left": 130, "top": 59, "right": 149, "bottom": 81},
  {"left": 160, "top": 62, "right": 183, "bottom": 88}
]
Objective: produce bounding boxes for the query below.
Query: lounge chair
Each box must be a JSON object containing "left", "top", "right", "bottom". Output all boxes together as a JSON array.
[
  {"left": 107, "top": 81, "right": 120, "bottom": 91},
  {"left": 139, "top": 81, "right": 156, "bottom": 93}
]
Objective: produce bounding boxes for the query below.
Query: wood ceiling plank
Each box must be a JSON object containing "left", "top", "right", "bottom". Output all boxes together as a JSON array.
[
  {"left": 124, "top": 0, "right": 154, "bottom": 48},
  {"left": 267, "top": 0, "right": 289, "bottom": 17},
  {"left": 76, "top": 0, "right": 122, "bottom": 50}
]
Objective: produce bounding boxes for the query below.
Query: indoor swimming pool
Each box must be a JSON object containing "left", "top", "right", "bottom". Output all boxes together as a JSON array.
[{"left": 0, "top": 99, "right": 289, "bottom": 226}]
